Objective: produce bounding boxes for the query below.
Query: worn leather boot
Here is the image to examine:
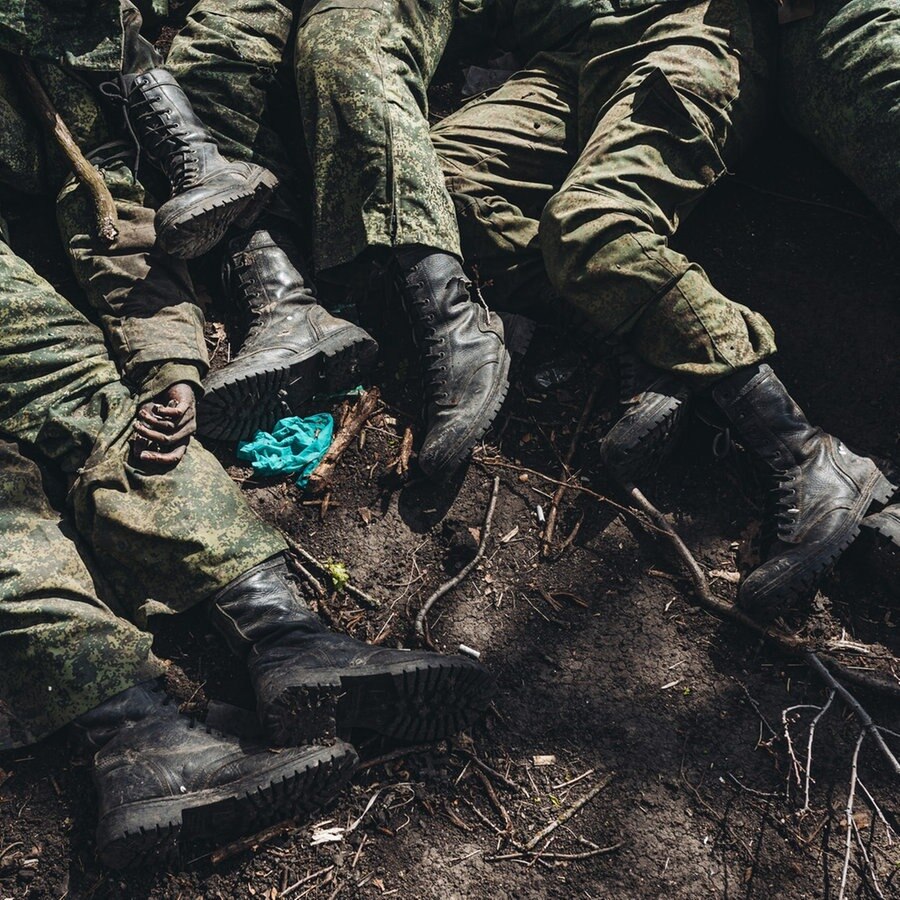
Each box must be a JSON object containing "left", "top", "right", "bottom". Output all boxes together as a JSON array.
[
  {"left": 112, "top": 68, "right": 278, "bottom": 258},
  {"left": 209, "top": 556, "right": 495, "bottom": 746},
  {"left": 599, "top": 351, "right": 691, "bottom": 483},
  {"left": 398, "top": 249, "right": 510, "bottom": 480},
  {"left": 199, "top": 229, "right": 378, "bottom": 441},
  {"left": 73, "top": 681, "right": 357, "bottom": 869},
  {"left": 712, "top": 363, "right": 896, "bottom": 618}
]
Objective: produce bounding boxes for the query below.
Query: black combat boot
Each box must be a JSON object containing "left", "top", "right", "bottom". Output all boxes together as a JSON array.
[
  {"left": 599, "top": 350, "right": 691, "bottom": 483},
  {"left": 73, "top": 681, "right": 357, "bottom": 869},
  {"left": 398, "top": 249, "right": 510, "bottom": 480},
  {"left": 199, "top": 229, "right": 378, "bottom": 441},
  {"left": 712, "top": 363, "right": 896, "bottom": 618},
  {"left": 209, "top": 556, "right": 495, "bottom": 746},
  {"left": 111, "top": 68, "right": 278, "bottom": 259}
]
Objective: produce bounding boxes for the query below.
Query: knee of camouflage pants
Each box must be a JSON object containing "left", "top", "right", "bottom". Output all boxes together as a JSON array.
[{"left": 538, "top": 67, "right": 776, "bottom": 382}]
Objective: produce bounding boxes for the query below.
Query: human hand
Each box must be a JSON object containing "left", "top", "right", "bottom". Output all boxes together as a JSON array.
[{"left": 131, "top": 382, "right": 196, "bottom": 467}]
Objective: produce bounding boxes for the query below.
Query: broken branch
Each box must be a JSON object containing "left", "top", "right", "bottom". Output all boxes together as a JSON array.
[
  {"left": 307, "top": 387, "right": 380, "bottom": 495},
  {"left": 541, "top": 384, "right": 598, "bottom": 558},
  {"left": 415, "top": 476, "right": 501, "bottom": 643},
  {"left": 15, "top": 60, "right": 118, "bottom": 244},
  {"left": 524, "top": 773, "right": 613, "bottom": 851}
]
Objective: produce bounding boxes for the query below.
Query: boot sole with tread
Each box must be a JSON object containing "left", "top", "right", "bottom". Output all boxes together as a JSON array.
[
  {"left": 198, "top": 327, "right": 378, "bottom": 442},
  {"left": 600, "top": 391, "right": 690, "bottom": 484},
  {"left": 156, "top": 168, "right": 279, "bottom": 260},
  {"left": 264, "top": 655, "right": 495, "bottom": 747},
  {"left": 96, "top": 740, "right": 357, "bottom": 869}
]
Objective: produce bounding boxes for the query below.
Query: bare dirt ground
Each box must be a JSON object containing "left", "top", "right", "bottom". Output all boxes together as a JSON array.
[{"left": 2, "top": 26, "right": 900, "bottom": 900}]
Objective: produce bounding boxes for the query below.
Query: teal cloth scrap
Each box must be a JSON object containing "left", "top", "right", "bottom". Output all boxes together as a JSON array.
[{"left": 237, "top": 414, "right": 334, "bottom": 488}]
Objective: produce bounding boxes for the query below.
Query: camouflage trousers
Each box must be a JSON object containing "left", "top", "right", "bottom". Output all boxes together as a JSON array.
[
  {"left": 0, "top": 240, "right": 285, "bottom": 749},
  {"left": 780, "top": 0, "right": 900, "bottom": 236},
  {"left": 432, "top": 0, "right": 779, "bottom": 383},
  {"left": 0, "top": 45, "right": 208, "bottom": 395},
  {"left": 166, "top": 0, "right": 461, "bottom": 277}
]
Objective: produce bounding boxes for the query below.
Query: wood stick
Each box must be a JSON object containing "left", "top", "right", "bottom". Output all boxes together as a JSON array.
[
  {"left": 415, "top": 476, "right": 501, "bottom": 641},
  {"left": 626, "top": 482, "right": 900, "bottom": 771},
  {"left": 209, "top": 819, "right": 300, "bottom": 865},
  {"left": 395, "top": 426, "right": 414, "bottom": 476},
  {"left": 524, "top": 773, "right": 613, "bottom": 851},
  {"left": 307, "top": 387, "right": 380, "bottom": 495},
  {"left": 282, "top": 535, "right": 381, "bottom": 608},
  {"left": 15, "top": 60, "right": 118, "bottom": 244},
  {"left": 541, "top": 385, "right": 598, "bottom": 557}
]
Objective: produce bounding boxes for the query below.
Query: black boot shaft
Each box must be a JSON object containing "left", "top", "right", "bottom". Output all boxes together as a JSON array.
[
  {"left": 70, "top": 680, "right": 172, "bottom": 760},
  {"left": 119, "top": 68, "right": 221, "bottom": 193},
  {"left": 209, "top": 555, "right": 325, "bottom": 657},
  {"left": 711, "top": 364, "right": 819, "bottom": 471},
  {"left": 224, "top": 229, "right": 318, "bottom": 326}
]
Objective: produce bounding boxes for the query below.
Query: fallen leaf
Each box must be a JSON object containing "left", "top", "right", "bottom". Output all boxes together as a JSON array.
[{"left": 533, "top": 755, "right": 556, "bottom": 767}]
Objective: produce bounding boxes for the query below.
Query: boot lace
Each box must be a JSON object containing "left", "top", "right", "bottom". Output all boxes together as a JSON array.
[
  {"left": 101, "top": 79, "right": 197, "bottom": 189},
  {"left": 410, "top": 293, "right": 452, "bottom": 407}
]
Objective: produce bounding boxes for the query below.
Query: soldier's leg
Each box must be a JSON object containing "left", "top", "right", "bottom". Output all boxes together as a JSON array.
[
  {"left": 431, "top": 52, "right": 580, "bottom": 316},
  {"left": 539, "top": 0, "right": 778, "bottom": 383},
  {"left": 780, "top": 0, "right": 900, "bottom": 235},
  {"left": 0, "top": 234, "right": 284, "bottom": 620},
  {"left": 539, "top": 2, "right": 894, "bottom": 614},
  {"left": 297, "top": 0, "right": 510, "bottom": 480},
  {"left": 0, "top": 439, "right": 164, "bottom": 751},
  {"left": 780, "top": 0, "right": 900, "bottom": 573},
  {"left": 165, "top": 0, "right": 303, "bottom": 210},
  {"left": 166, "top": 0, "right": 378, "bottom": 441}
]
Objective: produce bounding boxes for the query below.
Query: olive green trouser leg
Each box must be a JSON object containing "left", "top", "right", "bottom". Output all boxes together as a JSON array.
[
  {"left": 296, "top": 0, "right": 460, "bottom": 273},
  {"left": 0, "top": 439, "right": 165, "bottom": 751},
  {"left": 434, "top": 0, "right": 778, "bottom": 383},
  {"left": 0, "top": 243, "right": 286, "bottom": 745},
  {"left": 165, "top": 0, "right": 305, "bottom": 216},
  {"left": 780, "top": 0, "right": 900, "bottom": 235},
  {"left": 0, "top": 58, "right": 207, "bottom": 394}
]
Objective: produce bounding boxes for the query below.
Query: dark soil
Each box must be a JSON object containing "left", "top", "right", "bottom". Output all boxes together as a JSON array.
[{"left": 2, "top": 41, "right": 900, "bottom": 900}]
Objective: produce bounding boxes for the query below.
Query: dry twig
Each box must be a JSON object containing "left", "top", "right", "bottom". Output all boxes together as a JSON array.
[
  {"left": 307, "top": 387, "right": 381, "bottom": 495},
  {"left": 524, "top": 773, "right": 613, "bottom": 851},
  {"left": 15, "top": 60, "right": 118, "bottom": 244},
  {"left": 541, "top": 385, "right": 598, "bottom": 557},
  {"left": 282, "top": 535, "right": 381, "bottom": 609},
  {"left": 415, "top": 476, "right": 501, "bottom": 642}
]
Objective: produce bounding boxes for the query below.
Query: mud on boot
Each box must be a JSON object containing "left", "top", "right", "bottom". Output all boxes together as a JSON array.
[
  {"left": 599, "top": 350, "right": 691, "bottom": 484},
  {"left": 198, "top": 229, "right": 378, "bottom": 441},
  {"left": 209, "top": 556, "right": 496, "bottom": 746},
  {"left": 712, "top": 363, "right": 896, "bottom": 620},
  {"left": 398, "top": 249, "right": 510, "bottom": 480},
  {"left": 75, "top": 682, "right": 357, "bottom": 869},
  {"left": 109, "top": 69, "right": 278, "bottom": 259}
]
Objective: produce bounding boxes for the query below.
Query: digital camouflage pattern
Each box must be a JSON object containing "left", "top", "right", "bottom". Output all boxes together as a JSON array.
[
  {"left": 0, "top": 439, "right": 165, "bottom": 750},
  {"left": 0, "top": 0, "right": 124, "bottom": 72},
  {"left": 0, "top": 240, "right": 286, "bottom": 749},
  {"left": 167, "top": 0, "right": 462, "bottom": 275},
  {"left": 432, "top": 0, "right": 779, "bottom": 382},
  {"left": 780, "top": 0, "right": 900, "bottom": 236}
]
